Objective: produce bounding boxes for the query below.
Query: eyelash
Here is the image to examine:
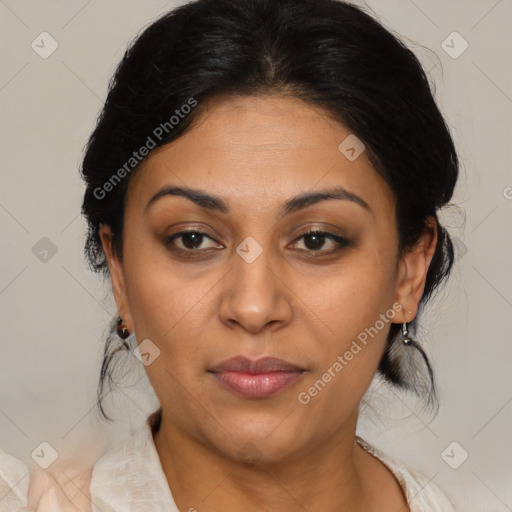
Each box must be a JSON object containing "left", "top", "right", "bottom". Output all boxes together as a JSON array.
[{"left": 164, "top": 229, "right": 349, "bottom": 257}]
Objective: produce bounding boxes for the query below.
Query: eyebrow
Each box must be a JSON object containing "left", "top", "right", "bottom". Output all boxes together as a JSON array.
[{"left": 144, "top": 185, "right": 371, "bottom": 216}]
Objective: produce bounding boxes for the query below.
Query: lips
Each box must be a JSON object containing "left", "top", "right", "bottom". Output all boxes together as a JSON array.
[{"left": 208, "top": 356, "right": 305, "bottom": 399}]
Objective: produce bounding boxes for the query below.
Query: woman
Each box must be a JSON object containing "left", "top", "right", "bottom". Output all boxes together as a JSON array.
[{"left": 23, "top": 0, "right": 460, "bottom": 510}]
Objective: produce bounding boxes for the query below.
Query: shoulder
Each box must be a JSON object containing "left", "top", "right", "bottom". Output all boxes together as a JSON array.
[
  {"left": 90, "top": 410, "right": 176, "bottom": 511},
  {"left": 356, "top": 436, "right": 455, "bottom": 512},
  {"left": 0, "top": 448, "right": 30, "bottom": 511},
  {"left": 1, "top": 445, "right": 94, "bottom": 512}
]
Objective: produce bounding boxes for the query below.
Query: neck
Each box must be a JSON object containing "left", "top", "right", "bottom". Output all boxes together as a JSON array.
[{"left": 152, "top": 408, "right": 376, "bottom": 512}]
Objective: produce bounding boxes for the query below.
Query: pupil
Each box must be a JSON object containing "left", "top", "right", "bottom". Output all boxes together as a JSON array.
[
  {"left": 183, "top": 232, "right": 203, "bottom": 249},
  {"left": 305, "top": 233, "right": 325, "bottom": 250}
]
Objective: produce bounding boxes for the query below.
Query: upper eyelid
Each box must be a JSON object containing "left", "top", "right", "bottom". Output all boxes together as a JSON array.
[
  {"left": 166, "top": 229, "right": 221, "bottom": 244},
  {"left": 171, "top": 227, "right": 341, "bottom": 238}
]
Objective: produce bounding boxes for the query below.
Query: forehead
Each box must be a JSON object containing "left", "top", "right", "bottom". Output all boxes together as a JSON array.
[{"left": 127, "top": 94, "right": 395, "bottom": 218}]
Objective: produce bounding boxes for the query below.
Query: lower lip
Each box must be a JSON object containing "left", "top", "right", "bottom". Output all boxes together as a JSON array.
[{"left": 210, "top": 370, "right": 304, "bottom": 398}]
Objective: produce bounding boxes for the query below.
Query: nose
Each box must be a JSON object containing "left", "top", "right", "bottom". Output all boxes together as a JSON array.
[{"left": 218, "top": 242, "right": 294, "bottom": 334}]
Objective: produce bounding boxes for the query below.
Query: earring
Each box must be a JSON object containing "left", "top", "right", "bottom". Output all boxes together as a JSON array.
[
  {"left": 116, "top": 316, "right": 130, "bottom": 339},
  {"left": 400, "top": 309, "right": 413, "bottom": 345},
  {"left": 401, "top": 321, "right": 412, "bottom": 345}
]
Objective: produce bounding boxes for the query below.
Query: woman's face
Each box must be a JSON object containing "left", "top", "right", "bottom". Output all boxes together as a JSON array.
[{"left": 101, "top": 94, "right": 435, "bottom": 463}]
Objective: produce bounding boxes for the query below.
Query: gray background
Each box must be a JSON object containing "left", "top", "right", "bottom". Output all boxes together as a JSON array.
[{"left": 1, "top": 0, "right": 511, "bottom": 510}]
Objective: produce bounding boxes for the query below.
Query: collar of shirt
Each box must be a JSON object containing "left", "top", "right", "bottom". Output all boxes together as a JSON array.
[{"left": 90, "top": 409, "right": 454, "bottom": 512}]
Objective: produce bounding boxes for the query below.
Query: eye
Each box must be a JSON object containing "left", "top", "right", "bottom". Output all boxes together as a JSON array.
[
  {"left": 164, "top": 230, "right": 223, "bottom": 252},
  {"left": 164, "top": 229, "right": 349, "bottom": 257},
  {"left": 290, "top": 230, "right": 349, "bottom": 254}
]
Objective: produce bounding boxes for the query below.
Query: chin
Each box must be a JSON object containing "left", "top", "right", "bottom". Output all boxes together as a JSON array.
[{"left": 211, "top": 412, "right": 310, "bottom": 463}]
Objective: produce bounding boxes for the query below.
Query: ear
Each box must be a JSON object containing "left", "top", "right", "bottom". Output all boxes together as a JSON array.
[
  {"left": 98, "top": 223, "right": 133, "bottom": 330},
  {"left": 394, "top": 216, "right": 438, "bottom": 323}
]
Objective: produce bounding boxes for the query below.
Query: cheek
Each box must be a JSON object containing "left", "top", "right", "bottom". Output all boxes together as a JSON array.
[
  {"left": 301, "top": 253, "right": 396, "bottom": 345},
  {"left": 294, "top": 249, "right": 398, "bottom": 407},
  {"left": 122, "top": 241, "right": 213, "bottom": 348},
  {"left": 295, "top": 273, "right": 397, "bottom": 428}
]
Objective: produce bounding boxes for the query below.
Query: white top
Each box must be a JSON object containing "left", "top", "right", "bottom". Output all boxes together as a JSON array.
[
  {"left": 0, "top": 449, "right": 30, "bottom": 512},
  {"left": 0, "top": 412, "right": 455, "bottom": 512},
  {"left": 90, "top": 411, "right": 455, "bottom": 512}
]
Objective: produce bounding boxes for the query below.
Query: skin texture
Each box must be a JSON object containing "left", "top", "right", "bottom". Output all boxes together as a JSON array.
[{"left": 100, "top": 94, "right": 437, "bottom": 512}]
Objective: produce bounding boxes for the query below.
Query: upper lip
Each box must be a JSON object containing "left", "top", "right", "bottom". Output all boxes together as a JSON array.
[{"left": 209, "top": 356, "right": 304, "bottom": 374}]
